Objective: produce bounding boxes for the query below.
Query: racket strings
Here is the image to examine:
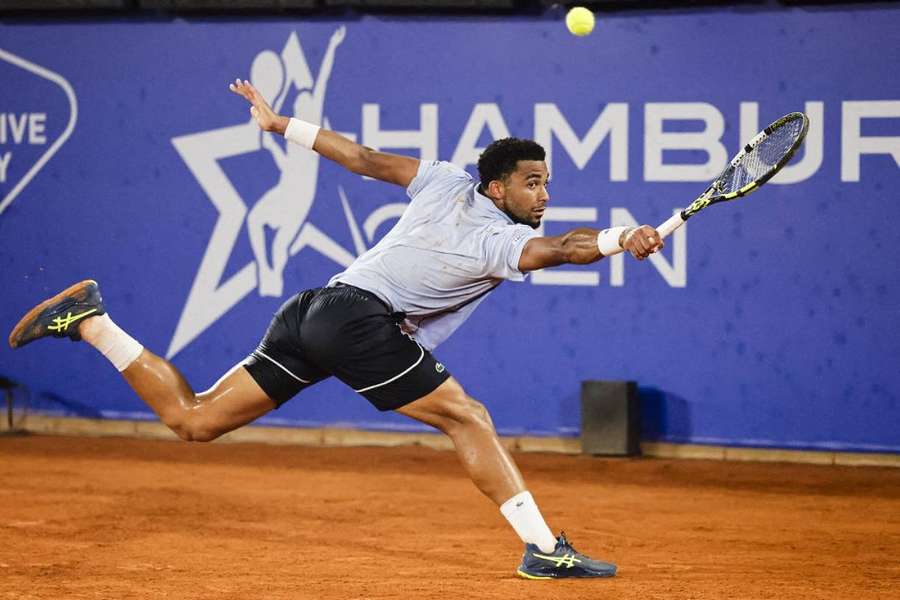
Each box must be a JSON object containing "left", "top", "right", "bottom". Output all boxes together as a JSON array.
[{"left": 718, "top": 116, "right": 806, "bottom": 194}]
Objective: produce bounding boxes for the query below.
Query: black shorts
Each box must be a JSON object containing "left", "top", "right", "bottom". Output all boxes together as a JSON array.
[{"left": 243, "top": 284, "right": 451, "bottom": 411}]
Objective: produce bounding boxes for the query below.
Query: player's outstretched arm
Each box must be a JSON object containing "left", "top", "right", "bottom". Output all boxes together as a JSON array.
[
  {"left": 518, "top": 225, "right": 663, "bottom": 271},
  {"left": 228, "top": 78, "right": 419, "bottom": 187}
]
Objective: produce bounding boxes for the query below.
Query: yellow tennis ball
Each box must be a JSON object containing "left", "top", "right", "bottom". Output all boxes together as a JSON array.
[{"left": 566, "top": 6, "right": 595, "bottom": 37}]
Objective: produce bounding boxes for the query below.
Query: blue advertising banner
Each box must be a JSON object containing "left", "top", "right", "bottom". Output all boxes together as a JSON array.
[{"left": 1, "top": 8, "right": 898, "bottom": 451}]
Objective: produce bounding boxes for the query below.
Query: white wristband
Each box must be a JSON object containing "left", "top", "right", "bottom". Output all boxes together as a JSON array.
[
  {"left": 283, "top": 117, "right": 321, "bottom": 149},
  {"left": 596, "top": 226, "right": 629, "bottom": 256}
]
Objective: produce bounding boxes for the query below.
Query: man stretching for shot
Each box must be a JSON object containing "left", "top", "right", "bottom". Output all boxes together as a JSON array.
[{"left": 9, "top": 78, "right": 664, "bottom": 579}]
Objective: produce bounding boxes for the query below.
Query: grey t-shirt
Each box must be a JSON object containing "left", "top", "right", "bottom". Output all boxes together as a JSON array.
[{"left": 328, "top": 160, "right": 540, "bottom": 350}]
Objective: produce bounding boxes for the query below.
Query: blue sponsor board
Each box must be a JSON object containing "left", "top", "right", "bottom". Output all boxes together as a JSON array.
[{"left": 1, "top": 8, "right": 898, "bottom": 451}]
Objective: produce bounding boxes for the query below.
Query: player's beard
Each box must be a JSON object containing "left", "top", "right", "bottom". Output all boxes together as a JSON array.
[
  {"left": 502, "top": 203, "right": 542, "bottom": 229},
  {"left": 511, "top": 211, "right": 542, "bottom": 229}
]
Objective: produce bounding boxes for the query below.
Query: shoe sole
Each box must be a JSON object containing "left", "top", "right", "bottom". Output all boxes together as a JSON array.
[
  {"left": 8, "top": 279, "right": 98, "bottom": 349},
  {"left": 516, "top": 569, "right": 552, "bottom": 580},
  {"left": 516, "top": 568, "right": 616, "bottom": 580}
]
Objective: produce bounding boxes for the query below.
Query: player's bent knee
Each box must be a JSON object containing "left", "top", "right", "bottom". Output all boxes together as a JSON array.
[
  {"left": 171, "top": 415, "right": 224, "bottom": 443},
  {"left": 465, "top": 399, "right": 494, "bottom": 430},
  {"left": 402, "top": 379, "right": 497, "bottom": 436},
  {"left": 445, "top": 395, "right": 494, "bottom": 435},
  {"left": 437, "top": 383, "right": 493, "bottom": 428}
]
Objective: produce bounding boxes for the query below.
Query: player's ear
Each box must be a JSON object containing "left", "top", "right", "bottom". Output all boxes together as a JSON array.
[{"left": 487, "top": 179, "right": 505, "bottom": 200}]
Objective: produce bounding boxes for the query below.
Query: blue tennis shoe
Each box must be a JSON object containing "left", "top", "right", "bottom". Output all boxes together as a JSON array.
[
  {"left": 8, "top": 280, "right": 105, "bottom": 348},
  {"left": 516, "top": 532, "right": 616, "bottom": 580}
]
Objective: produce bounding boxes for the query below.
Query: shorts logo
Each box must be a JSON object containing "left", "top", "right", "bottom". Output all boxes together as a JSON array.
[
  {"left": 0, "top": 48, "right": 77, "bottom": 216},
  {"left": 435, "top": 362, "right": 445, "bottom": 373}
]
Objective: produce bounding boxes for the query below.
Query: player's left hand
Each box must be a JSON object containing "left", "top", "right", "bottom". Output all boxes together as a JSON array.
[
  {"left": 623, "top": 225, "right": 664, "bottom": 260},
  {"left": 228, "top": 78, "right": 289, "bottom": 135}
]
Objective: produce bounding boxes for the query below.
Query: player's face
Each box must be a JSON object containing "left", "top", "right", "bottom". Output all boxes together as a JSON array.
[{"left": 499, "top": 160, "right": 550, "bottom": 229}]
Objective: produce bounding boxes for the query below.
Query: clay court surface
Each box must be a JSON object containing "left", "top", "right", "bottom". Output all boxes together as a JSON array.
[{"left": 1, "top": 435, "right": 898, "bottom": 599}]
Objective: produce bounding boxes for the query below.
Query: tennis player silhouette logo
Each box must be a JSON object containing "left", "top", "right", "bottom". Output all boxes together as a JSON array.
[
  {"left": 247, "top": 26, "right": 345, "bottom": 297},
  {"left": 168, "top": 28, "right": 358, "bottom": 358}
]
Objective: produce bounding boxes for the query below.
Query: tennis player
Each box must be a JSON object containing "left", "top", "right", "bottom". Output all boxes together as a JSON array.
[{"left": 9, "top": 79, "right": 663, "bottom": 580}]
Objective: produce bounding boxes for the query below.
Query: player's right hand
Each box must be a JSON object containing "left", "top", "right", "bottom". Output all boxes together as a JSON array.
[
  {"left": 623, "top": 225, "right": 664, "bottom": 260},
  {"left": 228, "top": 78, "right": 289, "bottom": 135}
]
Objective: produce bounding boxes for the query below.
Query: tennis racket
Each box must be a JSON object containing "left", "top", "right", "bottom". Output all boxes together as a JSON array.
[{"left": 656, "top": 112, "right": 810, "bottom": 239}]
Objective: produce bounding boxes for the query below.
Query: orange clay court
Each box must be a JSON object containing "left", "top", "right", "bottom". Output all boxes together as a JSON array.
[{"left": 1, "top": 435, "right": 898, "bottom": 599}]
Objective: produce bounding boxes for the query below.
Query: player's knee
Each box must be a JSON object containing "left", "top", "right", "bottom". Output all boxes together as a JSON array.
[
  {"left": 445, "top": 392, "right": 494, "bottom": 434},
  {"left": 184, "top": 428, "right": 220, "bottom": 443},
  {"left": 463, "top": 398, "right": 493, "bottom": 430},
  {"left": 172, "top": 415, "right": 223, "bottom": 443}
]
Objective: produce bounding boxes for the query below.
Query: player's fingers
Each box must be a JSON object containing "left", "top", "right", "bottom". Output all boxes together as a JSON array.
[
  {"left": 243, "top": 80, "right": 262, "bottom": 102},
  {"left": 230, "top": 79, "right": 252, "bottom": 101},
  {"left": 645, "top": 234, "right": 663, "bottom": 253},
  {"left": 633, "top": 234, "right": 650, "bottom": 255},
  {"left": 639, "top": 234, "right": 656, "bottom": 258},
  {"left": 248, "top": 87, "right": 267, "bottom": 109}
]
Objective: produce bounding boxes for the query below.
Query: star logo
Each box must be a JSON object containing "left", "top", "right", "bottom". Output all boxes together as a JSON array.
[{"left": 167, "top": 29, "right": 407, "bottom": 359}]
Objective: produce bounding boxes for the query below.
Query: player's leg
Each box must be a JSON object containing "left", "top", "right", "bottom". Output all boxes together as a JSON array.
[
  {"left": 112, "top": 348, "right": 275, "bottom": 442},
  {"left": 396, "top": 376, "right": 616, "bottom": 579},
  {"left": 394, "top": 378, "right": 560, "bottom": 549},
  {"left": 8, "top": 280, "right": 323, "bottom": 442},
  {"left": 395, "top": 377, "right": 525, "bottom": 505}
]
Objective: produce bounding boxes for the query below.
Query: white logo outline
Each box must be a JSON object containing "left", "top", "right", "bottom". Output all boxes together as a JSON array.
[
  {"left": 167, "top": 29, "right": 389, "bottom": 359},
  {"left": 0, "top": 47, "right": 78, "bottom": 215}
]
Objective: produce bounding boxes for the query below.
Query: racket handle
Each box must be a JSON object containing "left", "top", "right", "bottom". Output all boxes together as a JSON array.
[{"left": 656, "top": 212, "right": 685, "bottom": 240}]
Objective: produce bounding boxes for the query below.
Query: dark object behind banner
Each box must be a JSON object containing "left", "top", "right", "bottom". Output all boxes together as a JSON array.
[
  {"left": 581, "top": 381, "right": 641, "bottom": 456},
  {"left": 0, "top": 376, "right": 28, "bottom": 436}
]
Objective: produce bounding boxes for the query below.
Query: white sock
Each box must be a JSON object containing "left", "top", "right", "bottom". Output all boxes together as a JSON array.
[
  {"left": 87, "top": 314, "right": 144, "bottom": 372},
  {"left": 500, "top": 491, "right": 558, "bottom": 553}
]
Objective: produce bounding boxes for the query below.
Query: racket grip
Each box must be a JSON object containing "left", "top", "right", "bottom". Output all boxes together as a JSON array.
[{"left": 656, "top": 213, "right": 685, "bottom": 240}]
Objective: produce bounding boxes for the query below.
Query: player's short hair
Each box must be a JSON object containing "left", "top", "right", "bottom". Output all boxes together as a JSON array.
[{"left": 477, "top": 138, "right": 546, "bottom": 185}]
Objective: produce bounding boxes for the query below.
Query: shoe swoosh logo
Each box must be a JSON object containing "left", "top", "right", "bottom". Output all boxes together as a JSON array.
[
  {"left": 47, "top": 308, "right": 98, "bottom": 332},
  {"left": 532, "top": 552, "right": 581, "bottom": 568}
]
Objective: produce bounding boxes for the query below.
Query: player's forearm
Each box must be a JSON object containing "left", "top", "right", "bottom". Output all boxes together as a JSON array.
[
  {"left": 559, "top": 226, "right": 637, "bottom": 264},
  {"left": 311, "top": 129, "right": 372, "bottom": 175},
  {"left": 278, "top": 115, "right": 417, "bottom": 186},
  {"left": 559, "top": 228, "right": 605, "bottom": 265},
  {"left": 276, "top": 118, "right": 371, "bottom": 174}
]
